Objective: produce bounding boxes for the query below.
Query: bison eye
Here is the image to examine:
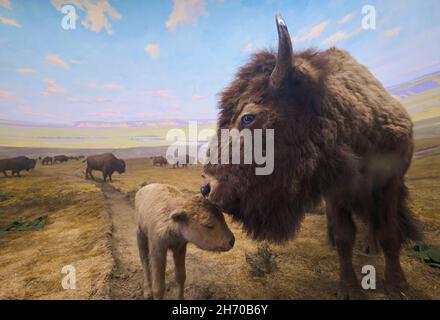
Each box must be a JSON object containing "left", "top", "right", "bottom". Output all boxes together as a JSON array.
[
  {"left": 202, "top": 223, "right": 214, "bottom": 230},
  {"left": 240, "top": 114, "right": 256, "bottom": 126}
]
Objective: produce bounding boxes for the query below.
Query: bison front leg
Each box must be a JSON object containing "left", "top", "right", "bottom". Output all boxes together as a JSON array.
[
  {"left": 149, "top": 241, "right": 167, "bottom": 300},
  {"left": 327, "top": 198, "right": 365, "bottom": 300},
  {"left": 2, "top": 171, "right": 8, "bottom": 177},
  {"left": 137, "top": 228, "right": 152, "bottom": 299},
  {"left": 172, "top": 243, "right": 187, "bottom": 300}
]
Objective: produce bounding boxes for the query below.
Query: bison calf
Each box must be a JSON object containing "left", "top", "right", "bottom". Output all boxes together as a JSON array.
[
  {"left": 135, "top": 183, "right": 235, "bottom": 300},
  {"left": 85, "top": 153, "right": 125, "bottom": 182}
]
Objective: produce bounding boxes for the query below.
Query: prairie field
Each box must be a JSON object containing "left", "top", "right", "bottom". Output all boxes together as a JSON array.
[{"left": 0, "top": 138, "right": 439, "bottom": 300}]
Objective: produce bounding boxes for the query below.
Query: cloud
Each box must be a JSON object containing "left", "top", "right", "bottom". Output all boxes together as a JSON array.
[
  {"left": 0, "top": 0, "right": 11, "bottom": 10},
  {"left": 292, "top": 21, "right": 328, "bottom": 43},
  {"left": 166, "top": 0, "right": 207, "bottom": 32},
  {"left": 86, "top": 83, "right": 123, "bottom": 90},
  {"left": 144, "top": 44, "right": 160, "bottom": 59},
  {"left": 95, "top": 97, "right": 112, "bottom": 103},
  {"left": 40, "top": 79, "right": 65, "bottom": 97},
  {"left": 0, "top": 89, "right": 16, "bottom": 101},
  {"left": 147, "top": 90, "right": 177, "bottom": 99},
  {"left": 46, "top": 55, "right": 69, "bottom": 69},
  {"left": 16, "top": 68, "right": 36, "bottom": 75},
  {"left": 70, "top": 59, "right": 83, "bottom": 65},
  {"left": 321, "top": 31, "right": 349, "bottom": 45},
  {"left": 321, "top": 27, "right": 363, "bottom": 46},
  {"left": 382, "top": 27, "right": 400, "bottom": 39},
  {"left": 19, "top": 105, "right": 58, "bottom": 119},
  {"left": 192, "top": 95, "right": 205, "bottom": 101},
  {"left": 0, "top": 15, "right": 20, "bottom": 27},
  {"left": 243, "top": 42, "right": 254, "bottom": 54},
  {"left": 338, "top": 13, "right": 355, "bottom": 25},
  {"left": 88, "top": 108, "right": 127, "bottom": 118},
  {"left": 51, "top": 0, "right": 121, "bottom": 35}
]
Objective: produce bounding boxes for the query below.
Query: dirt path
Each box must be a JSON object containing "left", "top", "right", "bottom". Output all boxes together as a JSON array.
[{"left": 100, "top": 184, "right": 144, "bottom": 299}]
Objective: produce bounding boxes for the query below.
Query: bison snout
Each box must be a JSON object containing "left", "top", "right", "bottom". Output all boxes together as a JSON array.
[{"left": 200, "top": 183, "right": 211, "bottom": 198}]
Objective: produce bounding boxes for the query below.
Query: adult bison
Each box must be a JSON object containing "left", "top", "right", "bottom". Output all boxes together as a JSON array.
[
  {"left": 54, "top": 155, "right": 69, "bottom": 163},
  {"left": 151, "top": 156, "right": 167, "bottom": 167},
  {"left": 42, "top": 156, "right": 53, "bottom": 165},
  {"left": 85, "top": 153, "right": 125, "bottom": 182},
  {"left": 200, "top": 15, "right": 420, "bottom": 299},
  {"left": 0, "top": 156, "right": 36, "bottom": 177}
]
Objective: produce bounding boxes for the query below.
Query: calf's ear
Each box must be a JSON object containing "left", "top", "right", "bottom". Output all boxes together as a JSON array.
[{"left": 170, "top": 210, "right": 188, "bottom": 222}]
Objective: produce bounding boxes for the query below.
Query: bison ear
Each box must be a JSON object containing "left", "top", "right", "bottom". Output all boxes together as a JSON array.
[
  {"left": 170, "top": 210, "right": 188, "bottom": 222},
  {"left": 270, "top": 14, "right": 293, "bottom": 90}
]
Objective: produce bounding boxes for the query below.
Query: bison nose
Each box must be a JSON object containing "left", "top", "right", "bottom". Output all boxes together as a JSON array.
[{"left": 200, "top": 183, "right": 211, "bottom": 197}]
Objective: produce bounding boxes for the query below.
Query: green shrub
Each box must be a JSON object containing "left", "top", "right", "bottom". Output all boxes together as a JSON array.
[
  {"left": 245, "top": 243, "right": 277, "bottom": 277},
  {"left": 0, "top": 192, "right": 13, "bottom": 202},
  {"left": 408, "top": 243, "right": 440, "bottom": 268}
]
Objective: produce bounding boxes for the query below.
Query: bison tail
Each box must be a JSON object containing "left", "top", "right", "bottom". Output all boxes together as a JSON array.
[{"left": 398, "top": 183, "right": 422, "bottom": 245}]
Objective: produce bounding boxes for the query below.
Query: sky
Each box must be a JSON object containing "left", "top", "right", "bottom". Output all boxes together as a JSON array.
[{"left": 0, "top": 0, "right": 439, "bottom": 124}]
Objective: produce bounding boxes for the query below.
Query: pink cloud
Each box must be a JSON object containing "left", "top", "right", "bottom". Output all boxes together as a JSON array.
[
  {"left": 192, "top": 95, "right": 205, "bottom": 101},
  {"left": 19, "top": 105, "right": 58, "bottom": 118},
  {"left": 40, "top": 79, "right": 65, "bottom": 96},
  {"left": 87, "top": 83, "right": 123, "bottom": 90},
  {"left": 0, "top": 89, "right": 16, "bottom": 101},
  {"left": 88, "top": 107, "right": 127, "bottom": 118},
  {"left": 147, "top": 90, "right": 177, "bottom": 99}
]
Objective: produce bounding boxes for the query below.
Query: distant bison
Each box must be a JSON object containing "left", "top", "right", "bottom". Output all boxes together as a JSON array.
[
  {"left": 135, "top": 183, "right": 234, "bottom": 300},
  {"left": 151, "top": 156, "right": 167, "bottom": 167},
  {"left": 42, "top": 156, "right": 53, "bottom": 165},
  {"left": 69, "top": 156, "right": 80, "bottom": 160},
  {"left": 85, "top": 153, "right": 125, "bottom": 182},
  {"left": 0, "top": 156, "right": 36, "bottom": 177},
  {"left": 54, "top": 155, "right": 69, "bottom": 163}
]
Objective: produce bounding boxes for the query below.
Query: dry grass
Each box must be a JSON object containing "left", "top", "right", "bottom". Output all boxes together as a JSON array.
[
  {"left": 0, "top": 161, "right": 113, "bottom": 299},
  {"left": 0, "top": 140, "right": 439, "bottom": 299},
  {"left": 105, "top": 149, "right": 440, "bottom": 300}
]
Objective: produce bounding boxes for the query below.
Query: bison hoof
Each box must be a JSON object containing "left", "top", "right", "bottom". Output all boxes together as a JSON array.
[
  {"left": 337, "top": 286, "right": 366, "bottom": 300},
  {"left": 143, "top": 291, "right": 153, "bottom": 300},
  {"left": 385, "top": 289, "right": 409, "bottom": 300}
]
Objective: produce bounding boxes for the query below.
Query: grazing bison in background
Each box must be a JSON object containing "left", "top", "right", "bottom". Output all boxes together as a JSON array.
[
  {"left": 54, "top": 155, "right": 69, "bottom": 163},
  {"left": 151, "top": 156, "right": 167, "bottom": 167},
  {"left": 42, "top": 156, "right": 53, "bottom": 165},
  {"left": 85, "top": 153, "right": 125, "bottom": 182},
  {"left": 69, "top": 156, "right": 79, "bottom": 160},
  {"left": 0, "top": 156, "right": 36, "bottom": 177},
  {"left": 200, "top": 15, "right": 421, "bottom": 299}
]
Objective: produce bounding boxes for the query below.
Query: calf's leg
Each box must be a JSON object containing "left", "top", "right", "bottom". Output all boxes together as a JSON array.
[
  {"left": 137, "top": 227, "right": 152, "bottom": 299},
  {"left": 149, "top": 240, "right": 167, "bottom": 300},
  {"left": 172, "top": 243, "right": 187, "bottom": 299}
]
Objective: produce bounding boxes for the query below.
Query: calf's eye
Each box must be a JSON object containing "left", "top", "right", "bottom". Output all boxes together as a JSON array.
[
  {"left": 241, "top": 114, "right": 256, "bottom": 126},
  {"left": 202, "top": 223, "right": 214, "bottom": 230}
]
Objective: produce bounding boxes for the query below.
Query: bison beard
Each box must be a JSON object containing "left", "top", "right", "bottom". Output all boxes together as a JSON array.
[{"left": 202, "top": 15, "right": 421, "bottom": 299}]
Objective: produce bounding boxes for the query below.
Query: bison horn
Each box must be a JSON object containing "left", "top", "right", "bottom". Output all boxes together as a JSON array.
[{"left": 270, "top": 14, "right": 293, "bottom": 90}]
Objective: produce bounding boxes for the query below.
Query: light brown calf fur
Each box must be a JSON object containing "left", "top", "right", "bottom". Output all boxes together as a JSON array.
[{"left": 135, "top": 183, "right": 235, "bottom": 300}]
